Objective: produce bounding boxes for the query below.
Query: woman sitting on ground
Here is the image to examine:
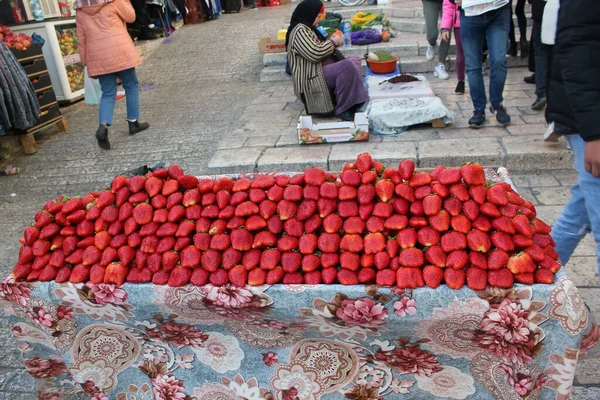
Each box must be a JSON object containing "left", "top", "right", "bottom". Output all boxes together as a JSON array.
[{"left": 286, "top": 0, "right": 369, "bottom": 121}]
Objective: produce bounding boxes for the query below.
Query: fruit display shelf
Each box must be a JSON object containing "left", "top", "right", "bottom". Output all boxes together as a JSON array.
[{"left": 1, "top": 156, "right": 599, "bottom": 399}]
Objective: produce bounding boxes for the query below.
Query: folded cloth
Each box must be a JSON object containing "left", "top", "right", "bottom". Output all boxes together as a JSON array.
[{"left": 462, "top": 0, "right": 509, "bottom": 16}]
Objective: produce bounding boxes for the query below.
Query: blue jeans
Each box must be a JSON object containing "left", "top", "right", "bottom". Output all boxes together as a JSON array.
[
  {"left": 551, "top": 134, "right": 600, "bottom": 272},
  {"left": 98, "top": 68, "right": 140, "bottom": 125},
  {"left": 460, "top": 6, "right": 510, "bottom": 111}
]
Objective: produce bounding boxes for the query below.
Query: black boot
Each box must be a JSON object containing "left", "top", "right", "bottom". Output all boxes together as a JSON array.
[
  {"left": 128, "top": 120, "right": 149, "bottom": 135},
  {"left": 96, "top": 124, "right": 110, "bottom": 150},
  {"left": 507, "top": 42, "right": 517, "bottom": 57},
  {"left": 520, "top": 38, "right": 529, "bottom": 58}
]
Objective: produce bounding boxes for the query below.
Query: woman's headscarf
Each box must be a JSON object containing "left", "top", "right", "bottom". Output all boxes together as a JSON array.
[{"left": 285, "top": 0, "right": 326, "bottom": 48}]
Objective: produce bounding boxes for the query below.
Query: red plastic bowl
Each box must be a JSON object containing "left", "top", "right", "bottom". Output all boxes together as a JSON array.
[{"left": 367, "top": 56, "right": 399, "bottom": 74}]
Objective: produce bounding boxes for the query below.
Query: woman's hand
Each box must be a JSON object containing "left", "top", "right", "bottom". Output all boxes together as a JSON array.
[
  {"left": 330, "top": 35, "right": 343, "bottom": 47},
  {"left": 441, "top": 31, "right": 450, "bottom": 42}
]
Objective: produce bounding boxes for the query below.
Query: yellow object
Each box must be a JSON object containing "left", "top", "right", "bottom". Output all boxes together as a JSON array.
[
  {"left": 350, "top": 12, "right": 378, "bottom": 26},
  {"left": 277, "top": 29, "right": 288, "bottom": 40}
]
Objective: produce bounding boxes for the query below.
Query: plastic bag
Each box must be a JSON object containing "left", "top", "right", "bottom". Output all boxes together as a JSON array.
[{"left": 84, "top": 67, "right": 102, "bottom": 105}]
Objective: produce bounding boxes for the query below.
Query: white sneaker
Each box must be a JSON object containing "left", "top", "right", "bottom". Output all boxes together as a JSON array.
[
  {"left": 543, "top": 121, "right": 561, "bottom": 142},
  {"left": 434, "top": 64, "right": 449, "bottom": 80},
  {"left": 426, "top": 45, "right": 435, "bottom": 61}
]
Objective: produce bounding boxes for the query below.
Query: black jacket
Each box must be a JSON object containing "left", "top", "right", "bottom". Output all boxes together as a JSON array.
[
  {"left": 545, "top": 0, "right": 600, "bottom": 142},
  {"left": 530, "top": 0, "right": 546, "bottom": 21}
]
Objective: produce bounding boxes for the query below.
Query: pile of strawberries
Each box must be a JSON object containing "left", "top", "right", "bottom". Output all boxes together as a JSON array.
[{"left": 11, "top": 154, "right": 561, "bottom": 290}]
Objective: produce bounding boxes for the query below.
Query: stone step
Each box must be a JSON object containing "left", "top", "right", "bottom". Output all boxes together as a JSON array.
[{"left": 260, "top": 54, "right": 529, "bottom": 82}]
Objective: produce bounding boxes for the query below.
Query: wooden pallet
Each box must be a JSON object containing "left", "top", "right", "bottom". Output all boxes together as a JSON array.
[
  {"left": 20, "top": 116, "right": 68, "bottom": 155},
  {"left": 430, "top": 118, "right": 447, "bottom": 128}
]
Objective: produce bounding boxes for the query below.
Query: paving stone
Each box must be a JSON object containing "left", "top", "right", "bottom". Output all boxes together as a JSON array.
[
  {"left": 507, "top": 124, "right": 546, "bottom": 135},
  {"left": 510, "top": 170, "right": 561, "bottom": 187},
  {"left": 553, "top": 169, "right": 578, "bottom": 186},
  {"left": 419, "top": 137, "right": 505, "bottom": 168},
  {"left": 565, "top": 256, "right": 600, "bottom": 287},
  {"left": 438, "top": 127, "right": 508, "bottom": 139},
  {"left": 217, "top": 137, "right": 245, "bottom": 150},
  {"left": 520, "top": 114, "right": 547, "bottom": 124},
  {"left": 503, "top": 136, "right": 574, "bottom": 169},
  {"left": 257, "top": 146, "right": 330, "bottom": 172},
  {"left": 207, "top": 147, "right": 265, "bottom": 174},
  {"left": 573, "top": 235, "right": 598, "bottom": 258},
  {"left": 531, "top": 186, "right": 573, "bottom": 205},
  {"left": 381, "top": 129, "right": 440, "bottom": 142},
  {"left": 533, "top": 205, "right": 564, "bottom": 226},
  {"left": 329, "top": 142, "right": 417, "bottom": 171},
  {"left": 244, "top": 136, "right": 278, "bottom": 148},
  {"left": 515, "top": 187, "right": 539, "bottom": 204},
  {"left": 577, "top": 288, "right": 600, "bottom": 317},
  {"left": 275, "top": 134, "right": 300, "bottom": 147},
  {"left": 572, "top": 386, "right": 600, "bottom": 400}
]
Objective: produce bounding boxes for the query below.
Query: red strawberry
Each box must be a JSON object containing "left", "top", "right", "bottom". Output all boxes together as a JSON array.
[
  {"left": 341, "top": 170, "right": 361, "bottom": 186},
  {"left": 201, "top": 192, "right": 216, "bottom": 206},
  {"left": 48, "top": 249, "right": 65, "bottom": 268},
  {"left": 166, "top": 266, "right": 191, "bottom": 287},
  {"left": 492, "top": 216, "right": 516, "bottom": 234},
  {"left": 362, "top": 253, "right": 375, "bottom": 268},
  {"left": 61, "top": 226, "right": 76, "bottom": 237},
  {"left": 373, "top": 269, "right": 394, "bottom": 286},
  {"left": 463, "top": 201, "right": 480, "bottom": 221},
  {"left": 398, "top": 159, "right": 415, "bottom": 181},
  {"left": 162, "top": 180, "right": 180, "bottom": 197},
  {"left": 499, "top": 203, "right": 519, "bottom": 218},
  {"left": 397, "top": 228, "right": 417, "bottom": 249},
  {"left": 253, "top": 231, "right": 277, "bottom": 249},
  {"left": 226, "top": 265, "right": 247, "bottom": 287},
  {"left": 297, "top": 200, "right": 317, "bottom": 221},
  {"left": 507, "top": 252, "right": 536, "bottom": 274},
  {"left": 337, "top": 269, "right": 359, "bottom": 285},
  {"left": 66, "top": 210, "right": 86, "bottom": 225},
  {"left": 304, "top": 214, "right": 322, "bottom": 234},
  {"left": 277, "top": 200, "right": 297, "bottom": 221},
  {"left": 423, "top": 266, "right": 444, "bottom": 288},
  {"left": 32, "top": 254, "right": 50, "bottom": 270},
  {"left": 89, "top": 264, "right": 106, "bottom": 284},
  {"left": 451, "top": 215, "right": 472, "bottom": 234},
  {"left": 444, "top": 268, "right": 466, "bottom": 290},
  {"left": 108, "top": 221, "right": 125, "bottom": 236},
  {"left": 182, "top": 189, "right": 200, "bottom": 208},
  {"left": 472, "top": 216, "right": 493, "bottom": 232},
  {"left": 231, "top": 191, "right": 249, "bottom": 206},
  {"left": 535, "top": 269, "right": 555, "bottom": 284},
  {"left": 438, "top": 168, "right": 462, "bottom": 185},
  {"left": 197, "top": 178, "right": 214, "bottom": 194},
  {"left": 267, "top": 185, "right": 285, "bottom": 202},
  {"left": 467, "top": 230, "right": 492, "bottom": 252},
  {"left": 210, "top": 234, "right": 230, "bottom": 251},
  {"left": 375, "top": 180, "right": 394, "bottom": 202},
  {"left": 544, "top": 246, "right": 560, "bottom": 261},
  {"left": 338, "top": 200, "right": 359, "bottom": 218},
  {"left": 318, "top": 198, "right": 337, "bottom": 218},
  {"left": 531, "top": 218, "right": 552, "bottom": 234},
  {"left": 429, "top": 211, "right": 451, "bottom": 232},
  {"left": 104, "top": 262, "right": 128, "bottom": 285},
  {"left": 251, "top": 175, "right": 276, "bottom": 190},
  {"left": 132, "top": 203, "right": 153, "bottom": 225},
  {"left": 78, "top": 236, "right": 96, "bottom": 249},
  {"left": 151, "top": 194, "right": 167, "bottom": 210},
  {"left": 176, "top": 175, "right": 198, "bottom": 191},
  {"left": 200, "top": 249, "right": 220, "bottom": 272},
  {"left": 144, "top": 177, "right": 163, "bottom": 198},
  {"left": 364, "top": 233, "right": 386, "bottom": 254},
  {"left": 94, "top": 231, "right": 112, "bottom": 251},
  {"left": 443, "top": 197, "right": 463, "bottom": 216},
  {"left": 34, "top": 211, "right": 53, "bottom": 229},
  {"left": 448, "top": 184, "right": 469, "bottom": 202},
  {"left": 320, "top": 182, "right": 338, "bottom": 199},
  {"left": 373, "top": 202, "right": 393, "bottom": 218},
  {"left": 487, "top": 184, "right": 509, "bottom": 206},
  {"left": 247, "top": 268, "right": 266, "bottom": 286},
  {"left": 323, "top": 214, "right": 343, "bottom": 233},
  {"left": 283, "top": 185, "right": 302, "bottom": 202},
  {"left": 339, "top": 185, "right": 358, "bottom": 201},
  {"left": 283, "top": 218, "right": 303, "bottom": 237},
  {"left": 245, "top": 215, "right": 267, "bottom": 231},
  {"left": 259, "top": 200, "right": 277, "bottom": 220},
  {"left": 62, "top": 197, "right": 84, "bottom": 214},
  {"left": 514, "top": 272, "right": 534, "bottom": 284},
  {"left": 180, "top": 246, "right": 201, "bottom": 268},
  {"left": 491, "top": 232, "right": 515, "bottom": 252},
  {"left": 62, "top": 236, "right": 78, "bottom": 256},
  {"left": 396, "top": 267, "right": 425, "bottom": 288},
  {"left": 82, "top": 246, "right": 101, "bottom": 266},
  {"left": 282, "top": 272, "right": 303, "bottom": 285},
  {"left": 441, "top": 231, "right": 466, "bottom": 252},
  {"left": 127, "top": 267, "right": 152, "bottom": 283},
  {"left": 383, "top": 215, "right": 408, "bottom": 231},
  {"left": 415, "top": 185, "right": 432, "bottom": 200},
  {"left": 264, "top": 267, "right": 284, "bottom": 284},
  {"left": 319, "top": 253, "right": 338, "bottom": 269},
  {"left": 525, "top": 245, "right": 546, "bottom": 263},
  {"left": 417, "top": 227, "right": 440, "bottom": 247},
  {"left": 128, "top": 175, "right": 146, "bottom": 194},
  {"left": 512, "top": 214, "right": 533, "bottom": 238},
  {"left": 488, "top": 250, "right": 510, "bottom": 270},
  {"left": 23, "top": 227, "right": 40, "bottom": 247},
  {"left": 303, "top": 185, "right": 320, "bottom": 201},
  {"left": 354, "top": 153, "right": 372, "bottom": 173},
  {"left": 409, "top": 172, "right": 432, "bottom": 187},
  {"left": 165, "top": 165, "right": 184, "bottom": 179},
  {"left": 305, "top": 167, "right": 326, "bottom": 185},
  {"left": 50, "top": 236, "right": 64, "bottom": 251},
  {"left": 129, "top": 191, "right": 149, "bottom": 204},
  {"left": 54, "top": 266, "right": 72, "bottom": 283},
  {"left": 513, "top": 234, "right": 534, "bottom": 248},
  {"left": 338, "top": 252, "right": 359, "bottom": 271},
  {"left": 356, "top": 268, "right": 375, "bottom": 284},
  {"left": 386, "top": 239, "right": 400, "bottom": 258},
  {"left": 423, "top": 195, "right": 442, "bottom": 216},
  {"left": 236, "top": 201, "right": 259, "bottom": 217},
  {"left": 140, "top": 235, "right": 158, "bottom": 253},
  {"left": 399, "top": 248, "right": 424, "bottom": 267},
  {"left": 409, "top": 200, "right": 424, "bottom": 216},
  {"left": 374, "top": 251, "right": 391, "bottom": 270},
  {"left": 267, "top": 216, "right": 284, "bottom": 235},
  {"left": 466, "top": 267, "right": 488, "bottom": 290},
  {"left": 301, "top": 254, "right": 321, "bottom": 272},
  {"left": 432, "top": 183, "right": 450, "bottom": 199},
  {"left": 359, "top": 203, "right": 375, "bottom": 220},
  {"left": 395, "top": 183, "right": 415, "bottom": 202},
  {"left": 157, "top": 235, "right": 176, "bottom": 253},
  {"left": 156, "top": 222, "right": 177, "bottom": 237},
  {"left": 470, "top": 251, "right": 488, "bottom": 270},
  {"left": 488, "top": 268, "right": 514, "bottom": 288},
  {"left": 461, "top": 163, "right": 486, "bottom": 185},
  {"left": 39, "top": 223, "right": 59, "bottom": 240},
  {"left": 338, "top": 234, "right": 362, "bottom": 253},
  {"left": 446, "top": 250, "right": 469, "bottom": 269},
  {"left": 298, "top": 234, "right": 318, "bottom": 254},
  {"left": 110, "top": 175, "right": 128, "bottom": 193},
  {"left": 480, "top": 202, "right": 501, "bottom": 218},
  {"left": 532, "top": 233, "right": 554, "bottom": 248},
  {"left": 258, "top": 249, "right": 280, "bottom": 271},
  {"left": 362, "top": 170, "right": 378, "bottom": 185}
]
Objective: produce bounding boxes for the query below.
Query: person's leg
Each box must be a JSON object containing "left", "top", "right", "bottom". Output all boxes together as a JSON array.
[
  {"left": 423, "top": 1, "right": 441, "bottom": 47},
  {"left": 486, "top": 6, "right": 510, "bottom": 108},
  {"left": 532, "top": 19, "right": 548, "bottom": 100},
  {"left": 454, "top": 27, "right": 465, "bottom": 82},
  {"left": 460, "top": 12, "right": 486, "bottom": 111},
  {"left": 507, "top": 0, "right": 517, "bottom": 55},
  {"left": 515, "top": 0, "right": 527, "bottom": 39},
  {"left": 323, "top": 58, "right": 370, "bottom": 117},
  {"left": 439, "top": 30, "right": 451, "bottom": 63},
  {"left": 118, "top": 68, "right": 140, "bottom": 121},
  {"left": 98, "top": 73, "right": 118, "bottom": 126},
  {"left": 551, "top": 135, "right": 600, "bottom": 270}
]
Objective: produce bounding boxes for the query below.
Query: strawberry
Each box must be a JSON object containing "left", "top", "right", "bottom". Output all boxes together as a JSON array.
[
  {"left": 432, "top": 183, "right": 451, "bottom": 198},
  {"left": 104, "top": 262, "right": 128, "bottom": 285},
  {"left": 301, "top": 270, "right": 320, "bottom": 285},
  {"left": 441, "top": 231, "right": 466, "bottom": 252},
  {"left": 451, "top": 215, "right": 472, "bottom": 234},
  {"left": 225, "top": 265, "right": 247, "bottom": 287},
  {"left": 63, "top": 236, "right": 78, "bottom": 256},
  {"left": 267, "top": 215, "right": 284, "bottom": 235},
  {"left": 162, "top": 179, "right": 180, "bottom": 197},
  {"left": 128, "top": 175, "right": 146, "bottom": 194},
  {"left": 463, "top": 201, "right": 480, "bottom": 221},
  {"left": 374, "top": 252, "right": 391, "bottom": 270},
  {"left": 145, "top": 177, "right": 163, "bottom": 198},
  {"left": 446, "top": 250, "right": 469, "bottom": 269},
  {"left": 220, "top": 248, "right": 242, "bottom": 270},
  {"left": 531, "top": 218, "right": 552, "bottom": 235},
  {"left": 267, "top": 185, "right": 285, "bottom": 202},
  {"left": 210, "top": 234, "right": 230, "bottom": 251},
  {"left": 258, "top": 200, "right": 278, "bottom": 220},
  {"left": 443, "top": 197, "right": 463, "bottom": 216},
  {"left": 201, "top": 193, "right": 216, "bottom": 206},
  {"left": 535, "top": 269, "right": 555, "bottom": 284},
  {"left": 467, "top": 230, "right": 492, "bottom": 252},
  {"left": 66, "top": 210, "right": 86, "bottom": 225},
  {"left": 82, "top": 246, "right": 101, "bottom": 266},
  {"left": 507, "top": 252, "right": 536, "bottom": 274},
  {"left": 525, "top": 245, "right": 546, "bottom": 263},
  {"left": 151, "top": 194, "right": 167, "bottom": 209},
  {"left": 409, "top": 200, "right": 424, "bottom": 216},
  {"left": 362, "top": 253, "right": 375, "bottom": 268},
  {"left": 397, "top": 228, "right": 417, "bottom": 249},
  {"left": 487, "top": 249, "right": 510, "bottom": 270},
  {"left": 304, "top": 214, "right": 322, "bottom": 234},
  {"left": 156, "top": 222, "right": 177, "bottom": 237},
  {"left": 303, "top": 185, "right": 320, "bottom": 201},
  {"left": 66, "top": 264, "right": 90, "bottom": 283},
  {"left": 362, "top": 170, "right": 378, "bottom": 185},
  {"left": 448, "top": 184, "right": 469, "bottom": 202},
  {"left": 318, "top": 253, "right": 338, "bottom": 269},
  {"left": 444, "top": 268, "right": 466, "bottom": 290},
  {"left": 97, "top": 190, "right": 115, "bottom": 209},
  {"left": 466, "top": 267, "right": 488, "bottom": 290},
  {"left": 353, "top": 153, "right": 372, "bottom": 173},
  {"left": 297, "top": 233, "right": 317, "bottom": 254},
  {"left": 511, "top": 214, "right": 533, "bottom": 238},
  {"left": 373, "top": 203, "right": 393, "bottom": 219},
  {"left": 127, "top": 268, "right": 152, "bottom": 283},
  {"left": 129, "top": 191, "right": 149, "bottom": 204},
  {"left": 423, "top": 266, "right": 444, "bottom": 288},
  {"left": 470, "top": 251, "right": 488, "bottom": 270},
  {"left": 355, "top": 186, "right": 375, "bottom": 207},
  {"left": 246, "top": 215, "right": 267, "bottom": 231},
  {"left": 356, "top": 268, "right": 375, "bottom": 284},
  {"left": 132, "top": 203, "right": 153, "bottom": 225},
  {"left": 153, "top": 169, "right": 168, "bottom": 179},
  {"left": 417, "top": 227, "right": 440, "bottom": 247},
  {"left": 39, "top": 223, "right": 59, "bottom": 240},
  {"left": 499, "top": 204, "right": 519, "bottom": 219},
  {"left": 513, "top": 234, "right": 534, "bottom": 248},
  {"left": 414, "top": 185, "right": 433, "bottom": 200},
  {"left": 283, "top": 218, "right": 303, "bottom": 238},
  {"left": 200, "top": 249, "right": 220, "bottom": 272},
  {"left": 252, "top": 231, "right": 277, "bottom": 249},
  {"left": 492, "top": 216, "right": 516, "bottom": 235},
  {"left": 276, "top": 200, "right": 296, "bottom": 221},
  {"left": 395, "top": 183, "right": 415, "bottom": 202},
  {"left": 235, "top": 201, "right": 259, "bottom": 218},
  {"left": 251, "top": 175, "right": 276, "bottom": 190},
  {"left": 282, "top": 185, "right": 302, "bottom": 202},
  {"left": 472, "top": 216, "right": 493, "bottom": 232},
  {"left": 539, "top": 255, "right": 561, "bottom": 273},
  {"left": 375, "top": 180, "right": 394, "bottom": 202},
  {"left": 111, "top": 175, "right": 128, "bottom": 193},
  {"left": 118, "top": 202, "right": 135, "bottom": 223},
  {"left": 55, "top": 266, "right": 72, "bottom": 283},
  {"left": 196, "top": 178, "right": 214, "bottom": 194},
  {"left": 341, "top": 170, "right": 361, "bottom": 187},
  {"left": 339, "top": 234, "right": 363, "bottom": 253},
  {"left": 32, "top": 254, "right": 50, "bottom": 270},
  {"left": 373, "top": 269, "right": 394, "bottom": 286},
  {"left": 34, "top": 211, "right": 53, "bottom": 229},
  {"left": 396, "top": 267, "right": 425, "bottom": 288},
  {"left": 176, "top": 174, "right": 198, "bottom": 191},
  {"left": 409, "top": 172, "right": 432, "bottom": 187},
  {"left": 429, "top": 210, "right": 451, "bottom": 232},
  {"left": 151, "top": 269, "right": 169, "bottom": 285},
  {"left": 26, "top": 269, "right": 41, "bottom": 282},
  {"left": 488, "top": 268, "right": 514, "bottom": 288},
  {"left": 339, "top": 252, "right": 359, "bottom": 271},
  {"left": 62, "top": 197, "right": 84, "bottom": 214},
  {"left": 399, "top": 248, "right": 424, "bottom": 267},
  {"left": 94, "top": 231, "right": 112, "bottom": 250},
  {"left": 359, "top": 203, "right": 375, "bottom": 221},
  {"left": 165, "top": 165, "right": 184, "bottom": 180},
  {"left": 140, "top": 235, "right": 158, "bottom": 253},
  {"left": 23, "top": 227, "right": 40, "bottom": 247},
  {"left": 49, "top": 250, "right": 65, "bottom": 267},
  {"left": 318, "top": 198, "right": 337, "bottom": 218},
  {"left": 297, "top": 200, "right": 317, "bottom": 221},
  {"left": 491, "top": 232, "right": 515, "bottom": 252},
  {"left": 108, "top": 221, "right": 125, "bottom": 236},
  {"left": 320, "top": 182, "right": 338, "bottom": 199},
  {"left": 50, "top": 236, "right": 64, "bottom": 251},
  {"left": 544, "top": 246, "right": 560, "bottom": 261},
  {"left": 338, "top": 200, "right": 359, "bottom": 218},
  {"left": 167, "top": 266, "right": 192, "bottom": 287},
  {"left": 386, "top": 238, "right": 400, "bottom": 257},
  {"left": 460, "top": 163, "right": 486, "bottom": 185},
  {"left": 283, "top": 272, "right": 304, "bottom": 285},
  {"left": 247, "top": 268, "right": 266, "bottom": 286},
  {"left": 78, "top": 236, "right": 96, "bottom": 249},
  {"left": 423, "top": 195, "right": 443, "bottom": 216},
  {"left": 322, "top": 215, "right": 342, "bottom": 234},
  {"left": 514, "top": 272, "right": 534, "bottom": 284},
  {"left": 532, "top": 233, "right": 554, "bottom": 248},
  {"left": 179, "top": 245, "right": 200, "bottom": 268},
  {"left": 339, "top": 185, "right": 358, "bottom": 201},
  {"left": 89, "top": 264, "right": 106, "bottom": 284},
  {"left": 398, "top": 159, "right": 415, "bottom": 181},
  {"left": 487, "top": 184, "right": 509, "bottom": 206},
  {"left": 182, "top": 189, "right": 200, "bottom": 208},
  {"left": 302, "top": 254, "right": 321, "bottom": 272},
  {"left": 231, "top": 192, "right": 249, "bottom": 207},
  {"left": 337, "top": 269, "right": 359, "bottom": 285},
  {"left": 305, "top": 167, "right": 326, "bottom": 186},
  {"left": 61, "top": 226, "right": 77, "bottom": 237},
  {"left": 364, "top": 233, "right": 386, "bottom": 254},
  {"left": 266, "top": 267, "right": 285, "bottom": 284},
  {"left": 480, "top": 202, "right": 501, "bottom": 218},
  {"left": 383, "top": 215, "right": 408, "bottom": 231},
  {"left": 438, "top": 168, "right": 462, "bottom": 185},
  {"left": 257, "top": 249, "right": 279, "bottom": 271}
]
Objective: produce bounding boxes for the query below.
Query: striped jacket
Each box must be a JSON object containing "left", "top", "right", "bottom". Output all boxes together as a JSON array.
[{"left": 288, "top": 24, "right": 336, "bottom": 115}]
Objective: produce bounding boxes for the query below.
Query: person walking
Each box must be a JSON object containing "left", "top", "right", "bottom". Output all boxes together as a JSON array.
[
  {"left": 438, "top": 0, "right": 465, "bottom": 93},
  {"left": 507, "top": 0, "right": 528, "bottom": 57},
  {"left": 453, "top": 0, "right": 511, "bottom": 129},
  {"left": 529, "top": 0, "right": 548, "bottom": 110},
  {"left": 546, "top": 0, "right": 600, "bottom": 270},
  {"left": 422, "top": 0, "right": 447, "bottom": 63},
  {"left": 76, "top": 0, "right": 149, "bottom": 150}
]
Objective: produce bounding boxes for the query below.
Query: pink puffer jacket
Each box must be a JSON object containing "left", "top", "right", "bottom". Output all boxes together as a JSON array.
[
  {"left": 440, "top": 0, "right": 460, "bottom": 30},
  {"left": 76, "top": 0, "right": 141, "bottom": 77}
]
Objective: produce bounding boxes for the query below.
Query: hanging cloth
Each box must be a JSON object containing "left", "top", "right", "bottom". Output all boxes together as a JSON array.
[{"left": 0, "top": 41, "right": 40, "bottom": 130}]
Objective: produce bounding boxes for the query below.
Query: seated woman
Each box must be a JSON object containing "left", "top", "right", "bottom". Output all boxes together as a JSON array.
[{"left": 286, "top": 0, "right": 369, "bottom": 121}]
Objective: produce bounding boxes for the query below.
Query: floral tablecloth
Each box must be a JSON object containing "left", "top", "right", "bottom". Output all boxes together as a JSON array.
[{"left": 1, "top": 270, "right": 598, "bottom": 400}]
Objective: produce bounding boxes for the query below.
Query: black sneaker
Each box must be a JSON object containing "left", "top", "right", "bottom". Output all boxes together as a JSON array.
[
  {"left": 490, "top": 103, "right": 511, "bottom": 126},
  {"left": 524, "top": 74, "right": 535, "bottom": 84},
  {"left": 468, "top": 110, "right": 486, "bottom": 129},
  {"left": 96, "top": 124, "right": 110, "bottom": 150},
  {"left": 531, "top": 96, "right": 547, "bottom": 110},
  {"left": 128, "top": 120, "right": 150, "bottom": 135},
  {"left": 455, "top": 80, "right": 465, "bottom": 94}
]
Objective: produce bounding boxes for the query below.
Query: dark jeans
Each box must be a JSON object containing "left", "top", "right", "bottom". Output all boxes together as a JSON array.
[
  {"left": 509, "top": 0, "right": 527, "bottom": 46},
  {"left": 460, "top": 6, "right": 511, "bottom": 111},
  {"left": 532, "top": 19, "right": 549, "bottom": 98}
]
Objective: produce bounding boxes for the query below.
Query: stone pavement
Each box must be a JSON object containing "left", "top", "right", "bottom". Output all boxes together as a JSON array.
[{"left": 0, "top": 3, "right": 599, "bottom": 398}]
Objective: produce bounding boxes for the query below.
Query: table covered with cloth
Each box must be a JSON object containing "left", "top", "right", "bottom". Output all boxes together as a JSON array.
[{"left": 1, "top": 270, "right": 599, "bottom": 400}]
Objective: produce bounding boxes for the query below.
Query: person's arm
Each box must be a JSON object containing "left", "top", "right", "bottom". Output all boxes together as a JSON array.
[
  {"left": 556, "top": 0, "right": 600, "bottom": 175},
  {"left": 76, "top": 15, "right": 86, "bottom": 65},
  {"left": 115, "top": 0, "right": 137, "bottom": 23},
  {"left": 292, "top": 26, "right": 335, "bottom": 63}
]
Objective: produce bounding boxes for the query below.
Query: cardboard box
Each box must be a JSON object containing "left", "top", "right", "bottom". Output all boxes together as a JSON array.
[
  {"left": 297, "top": 113, "right": 369, "bottom": 144},
  {"left": 258, "top": 37, "right": 286, "bottom": 54}
]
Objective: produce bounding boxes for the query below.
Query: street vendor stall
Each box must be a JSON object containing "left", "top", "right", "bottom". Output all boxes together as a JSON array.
[{"left": 2, "top": 157, "right": 599, "bottom": 399}]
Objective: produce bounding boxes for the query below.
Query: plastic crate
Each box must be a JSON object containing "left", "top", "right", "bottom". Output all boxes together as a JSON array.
[
  {"left": 22, "top": 58, "right": 47, "bottom": 77},
  {"left": 37, "top": 90, "right": 57, "bottom": 109},
  {"left": 30, "top": 73, "right": 52, "bottom": 92}
]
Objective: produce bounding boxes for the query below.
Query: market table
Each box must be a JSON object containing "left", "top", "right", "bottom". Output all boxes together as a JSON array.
[{"left": 2, "top": 270, "right": 598, "bottom": 399}]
